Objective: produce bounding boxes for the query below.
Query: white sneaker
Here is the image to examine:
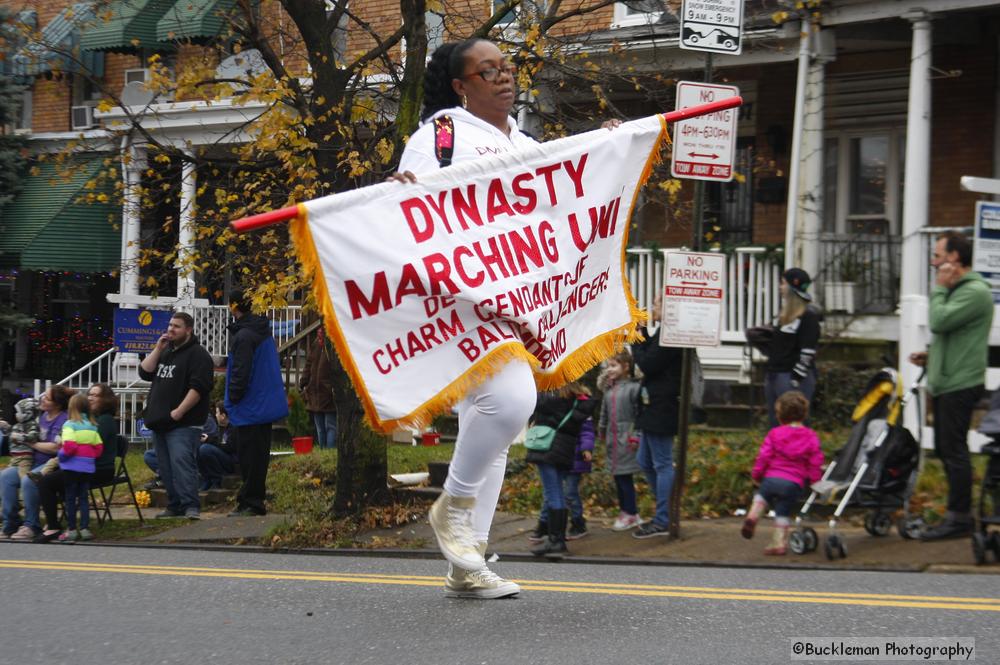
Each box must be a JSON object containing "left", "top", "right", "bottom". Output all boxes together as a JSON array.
[
  {"left": 428, "top": 493, "right": 484, "bottom": 570},
  {"left": 612, "top": 513, "right": 641, "bottom": 531},
  {"left": 446, "top": 542, "right": 520, "bottom": 599},
  {"left": 10, "top": 525, "right": 37, "bottom": 541}
]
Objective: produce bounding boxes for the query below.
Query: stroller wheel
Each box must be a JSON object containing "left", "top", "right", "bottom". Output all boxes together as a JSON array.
[
  {"left": 972, "top": 532, "right": 988, "bottom": 566},
  {"left": 825, "top": 534, "right": 846, "bottom": 560},
  {"left": 897, "top": 516, "right": 925, "bottom": 540},
  {"left": 789, "top": 530, "right": 807, "bottom": 555},
  {"left": 989, "top": 532, "right": 1000, "bottom": 562},
  {"left": 872, "top": 513, "right": 892, "bottom": 537},
  {"left": 803, "top": 527, "right": 818, "bottom": 552}
]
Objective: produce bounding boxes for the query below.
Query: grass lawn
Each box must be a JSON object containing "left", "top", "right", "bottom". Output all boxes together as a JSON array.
[{"left": 1, "top": 429, "right": 968, "bottom": 548}]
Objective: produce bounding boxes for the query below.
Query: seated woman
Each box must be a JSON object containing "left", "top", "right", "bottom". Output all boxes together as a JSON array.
[
  {"left": 0, "top": 385, "right": 73, "bottom": 540},
  {"left": 35, "top": 383, "right": 118, "bottom": 542}
]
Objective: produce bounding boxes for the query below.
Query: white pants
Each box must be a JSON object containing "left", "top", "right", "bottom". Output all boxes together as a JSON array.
[{"left": 443, "top": 359, "right": 536, "bottom": 542}]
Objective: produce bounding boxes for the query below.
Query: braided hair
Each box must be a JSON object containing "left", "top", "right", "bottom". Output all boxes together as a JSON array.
[{"left": 420, "top": 38, "right": 487, "bottom": 121}]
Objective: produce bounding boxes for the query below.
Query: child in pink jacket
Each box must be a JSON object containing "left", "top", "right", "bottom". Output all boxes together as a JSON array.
[{"left": 741, "top": 391, "right": 824, "bottom": 554}]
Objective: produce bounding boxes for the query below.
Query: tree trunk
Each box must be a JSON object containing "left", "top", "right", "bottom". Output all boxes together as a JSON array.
[
  {"left": 328, "top": 339, "right": 390, "bottom": 516},
  {"left": 393, "top": 0, "right": 427, "bottom": 152}
]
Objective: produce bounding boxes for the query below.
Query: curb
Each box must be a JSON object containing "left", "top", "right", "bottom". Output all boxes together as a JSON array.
[{"left": 53, "top": 539, "right": 977, "bottom": 574}]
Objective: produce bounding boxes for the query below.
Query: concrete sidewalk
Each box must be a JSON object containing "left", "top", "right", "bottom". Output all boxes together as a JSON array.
[{"left": 129, "top": 505, "right": 999, "bottom": 573}]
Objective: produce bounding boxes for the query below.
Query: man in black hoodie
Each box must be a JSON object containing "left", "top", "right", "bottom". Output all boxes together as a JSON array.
[
  {"left": 224, "top": 291, "right": 288, "bottom": 516},
  {"left": 139, "top": 311, "right": 214, "bottom": 519},
  {"left": 631, "top": 294, "right": 683, "bottom": 539}
]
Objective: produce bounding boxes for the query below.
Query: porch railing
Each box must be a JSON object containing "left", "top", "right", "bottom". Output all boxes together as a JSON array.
[
  {"left": 626, "top": 247, "right": 782, "bottom": 341},
  {"left": 814, "top": 233, "right": 902, "bottom": 314}
]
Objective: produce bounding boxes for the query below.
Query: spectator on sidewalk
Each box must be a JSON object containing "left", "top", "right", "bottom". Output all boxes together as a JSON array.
[
  {"left": 0, "top": 385, "right": 72, "bottom": 540},
  {"left": 224, "top": 290, "right": 288, "bottom": 517},
  {"left": 299, "top": 328, "right": 337, "bottom": 449},
  {"left": 741, "top": 391, "right": 824, "bottom": 555},
  {"left": 199, "top": 403, "right": 238, "bottom": 490},
  {"left": 36, "top": 384, "right": 119, "bottom": 542},
  {"left": 139, "top": 312, "right": 214, "bottom": 520},
  {"left": 910, "top": 231, "right": 994, "bottom": 541},
  {"left": 764, "top": 268, "right": 821, "bottom": 428},
  {"left": 596, "top": 351, "right": 643, "bottom": 532},
  {"left": 631, "top": 294, "right": 683, "bottom": 539},
  {"left": 142, "top": 411, "right": 220, "bottom": 490},
  {"left": 526, "top": 384, "right": 596, "bottom": 557}
]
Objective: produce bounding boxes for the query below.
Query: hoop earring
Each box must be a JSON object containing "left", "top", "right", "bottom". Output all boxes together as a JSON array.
[{"left": 462, "top": 95, "right": 468, "bottom": 108}]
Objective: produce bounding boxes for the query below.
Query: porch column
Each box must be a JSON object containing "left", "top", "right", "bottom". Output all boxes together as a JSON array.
[
  {"left": 783, "top": 18, "right": 812, "bottom": 269},
  {"left": 177, "top": 156, "right": 197, "bottom": 302},
  {"left": 799, "top": 28, "right": 828, "bottom": 280},
  {"left": 119, "top": 141, "right": 146, "bottom": 305},
  {"left": 898, "top": 9, "right": 933, "bottom": 438}
]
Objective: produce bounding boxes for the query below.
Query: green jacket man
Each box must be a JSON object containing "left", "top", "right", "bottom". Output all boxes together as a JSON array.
[{"left": 911, "top": 231, "right": 994, "bottom": 541}]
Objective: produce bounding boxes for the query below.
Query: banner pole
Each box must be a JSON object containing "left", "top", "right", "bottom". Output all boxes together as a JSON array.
[{"left": 229, "top": 97, "right": 743, "bottom": 234}]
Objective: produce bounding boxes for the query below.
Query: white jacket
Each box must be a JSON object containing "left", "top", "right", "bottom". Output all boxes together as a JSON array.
[{"left": 398, "top": 107, "right": 538, "bottom": 175}]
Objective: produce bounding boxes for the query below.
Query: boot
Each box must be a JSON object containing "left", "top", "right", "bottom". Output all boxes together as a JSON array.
[
  {"left": 763, "top": 526, "right": 789, "bottom": 555},
  {"left": 446, "top": 541, "right": 521, "bottom": 599},
  {"left": 531, "top": 508, "right": 569, "bottom": 558},
  {"left": 741, "top": 497, "right": 766, "bottom": 540},
  {"left": 527, "top": 518, "right": 548, "bottom": 544},
  {"left": 567, "top": 516, "right": 588, "bottom": 540},
  {"left": 428, "top": 493, "right": 484, "bottom": 570}
]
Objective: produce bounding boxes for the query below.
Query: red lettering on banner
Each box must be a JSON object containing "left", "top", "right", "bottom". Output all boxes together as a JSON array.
[
  {"left": 535, "top": 162, "right": 562, "bottom": 206},
  {"left": 486, "top": 179, "right": 515, "bottom": 222},
  {"left": 452, "top": 185, "right": 483, "bottom": 231},
  {"left": 422, "top": 253, "right": 460, "bottom": 296},
  {"left": 563, "top": 154, "right": 588, "bottom": 198},
  {"left": 395, "top": 263, "right": 428, "bottom": 304},
  {"left": 373, "top": 309, "right": 466, "bottom": 374},
  {"left": 401, "top": 198, "right": 434, "bottom": 243},
  {"left": 346, "top": 271, "right": 391, "bottom": 319},
  {"left": 568, "top": 197, "right": 621, "bottom": 252},
  {"left": 511, "top": 172, "right": 537, "bottom": 215},
  {"left": 454, "top": 246, "right": 485, "bottom": 287}
]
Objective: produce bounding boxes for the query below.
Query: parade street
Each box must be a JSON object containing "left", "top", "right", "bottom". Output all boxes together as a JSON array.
[{"left": 0, "top": 544, "right": 996, "bottom": 665}]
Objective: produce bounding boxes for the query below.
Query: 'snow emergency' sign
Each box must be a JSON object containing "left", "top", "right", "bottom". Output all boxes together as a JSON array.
[
  {"left": 660, "top": 251, "right": 726, "bottom": 348},
  {"left": 670, "top": 81, "right": 739, "bottom": 182}
]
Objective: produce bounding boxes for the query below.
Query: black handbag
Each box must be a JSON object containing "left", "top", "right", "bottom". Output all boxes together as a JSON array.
[{"left": 745, "top": 325, "right": 775, "bottom": 355}]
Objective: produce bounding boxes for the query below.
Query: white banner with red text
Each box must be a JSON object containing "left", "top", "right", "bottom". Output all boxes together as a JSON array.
[{"left": 292, "top": 114, "right": 667, "bottom": 432}]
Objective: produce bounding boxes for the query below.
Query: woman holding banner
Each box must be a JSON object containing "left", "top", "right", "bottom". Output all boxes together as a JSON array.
[{"left": 391, "top": 38, "right": 543, "bottom": 599}]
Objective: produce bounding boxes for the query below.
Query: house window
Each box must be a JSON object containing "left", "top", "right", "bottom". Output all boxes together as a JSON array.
[
  {"left": 612, "top": 1, "right": 664, "bottom": 27},
  {"left": 493, "top": 0, "right": 516, "bottom": 26},
  {"left": 14, "top": 87, "right": 32, "bottom": 131},
  {"left": 826, "top": 129, "right": 905, "bottom": 236},
  {"left": 426, "top": 10, "right": 445, "bottom": 53}
]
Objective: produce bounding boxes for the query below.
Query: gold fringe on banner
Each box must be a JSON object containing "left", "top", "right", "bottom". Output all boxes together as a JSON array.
[{"left": 290, "top": 115, "right": 670, "bottom": 434}]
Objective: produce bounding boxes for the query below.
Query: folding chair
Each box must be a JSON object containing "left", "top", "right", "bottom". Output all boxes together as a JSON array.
[{"left": 89, "top": 434, "right": 145, "bottom": 525}]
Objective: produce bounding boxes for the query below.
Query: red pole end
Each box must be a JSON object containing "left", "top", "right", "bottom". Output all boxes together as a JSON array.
[
  {"left": 663, "top": 96, "right": 743, "bottom": 124},
  {"left": 230, "top": 205, "right": 300, "bottom": 233}
]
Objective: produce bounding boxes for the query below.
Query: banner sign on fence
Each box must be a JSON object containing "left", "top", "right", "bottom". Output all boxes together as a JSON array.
[
  {"left": 291, "top": 116, "right": 668, "bottom": 432},
  {"left": 661, "top": 251, "right": 725, "bottom": 348},
  {"left": 113, "top": 308, "right": 172, "bottom": 353}
]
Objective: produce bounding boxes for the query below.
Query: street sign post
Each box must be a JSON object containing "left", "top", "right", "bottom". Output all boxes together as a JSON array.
[
  {"left": 973, "top": 200, "right": 1000, "bottom": 303},
  {"left": 671, "top": 81, "right": 739, "bottom": 182},
  {"left": 680, "top": 0, "right": 744, "bottom": 55},
  {"left": 660, "top": 251, "right": 726, "bottom": 348}
]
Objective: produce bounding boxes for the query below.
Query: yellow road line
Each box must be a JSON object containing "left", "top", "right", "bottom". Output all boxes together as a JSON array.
[{"left": 2, "top": 559, "right": 998, "bottom": 612}]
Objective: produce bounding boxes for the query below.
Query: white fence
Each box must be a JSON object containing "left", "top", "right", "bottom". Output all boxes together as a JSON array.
[{"left": 626, "top": 247, "right": 782, "bottom": 341}]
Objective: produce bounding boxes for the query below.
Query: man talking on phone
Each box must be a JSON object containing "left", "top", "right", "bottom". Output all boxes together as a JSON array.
[
  {"left": 909, "top": 231, "right": 994, "bottom": 540},
  {"left": 139, "top": 312, "right": 215, "bottom": 520}
]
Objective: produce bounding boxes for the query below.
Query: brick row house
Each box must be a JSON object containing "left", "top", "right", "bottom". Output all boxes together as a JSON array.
[{"left": 0, "top": 0, "right": 999, "bottom": 409}]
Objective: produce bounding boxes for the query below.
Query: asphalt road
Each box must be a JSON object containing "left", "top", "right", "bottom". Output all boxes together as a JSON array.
[{"left": 0, "top": 544, "right": 997, "bottom": 665}]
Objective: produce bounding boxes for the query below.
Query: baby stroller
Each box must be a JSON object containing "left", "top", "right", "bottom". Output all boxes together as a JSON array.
[
  {"left": 972, "top": 391, "right": 1000, "bottom": 565},
  {"left": 789, "top": 367, "right": 924, "bottom": 560}
]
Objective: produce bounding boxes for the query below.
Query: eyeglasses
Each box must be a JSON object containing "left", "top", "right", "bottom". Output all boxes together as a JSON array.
[{"left": 461, "top": 63, "right": 516, "bottom": 83}]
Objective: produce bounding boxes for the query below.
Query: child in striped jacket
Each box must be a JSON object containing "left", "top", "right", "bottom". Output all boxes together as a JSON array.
[{"left": 56, "top": 394, "right": 104, "bottom": 542}]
